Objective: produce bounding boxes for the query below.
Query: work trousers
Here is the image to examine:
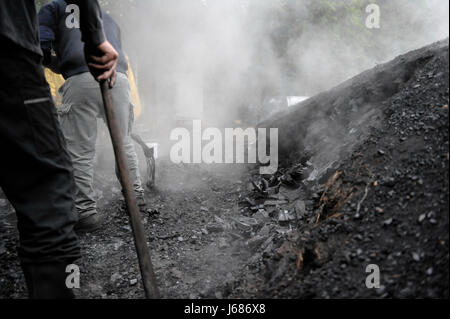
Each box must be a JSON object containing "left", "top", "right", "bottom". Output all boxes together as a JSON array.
[
  {"left": 0, "top": 37, "right": 80, "bottom": 265},
  {"left": 58, "top": 72, "right": 143, "bottom": 219}
]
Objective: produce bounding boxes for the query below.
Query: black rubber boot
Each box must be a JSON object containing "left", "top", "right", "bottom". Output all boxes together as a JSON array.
[
  {"left": 21, "top": 263, "right": 75, "bottom": 299},
  {"left": 74, "top": 213, "right": 101, "bottom": 234}
]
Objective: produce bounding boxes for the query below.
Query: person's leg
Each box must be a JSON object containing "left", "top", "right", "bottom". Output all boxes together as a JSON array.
[
  {"left": 0, "top": 39, "right": 80, "bottom": 298},
  {"left": 100, "top": 73, "right": 145, "bottom": 204},
  {"left": 58, "top": 73, "right": 100, "bottom": 228}
]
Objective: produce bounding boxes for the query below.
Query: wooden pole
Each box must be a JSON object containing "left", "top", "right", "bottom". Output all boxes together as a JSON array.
[{"left": 100, "top": 80, "right": 159, "bottom": 299}]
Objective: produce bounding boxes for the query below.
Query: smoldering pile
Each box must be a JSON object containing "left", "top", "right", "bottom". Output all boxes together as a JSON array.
[{"left": 214, "top": 39, "right": 449, "bottom": 298}]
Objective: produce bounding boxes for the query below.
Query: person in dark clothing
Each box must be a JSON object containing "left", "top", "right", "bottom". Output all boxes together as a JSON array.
[
  {"left": 38, "top": 1, "right": 146, "bottom": 232},
  {"left": 39, "top": 0, "right": 129, "bottom": 80},
  {"left": 0, "top": 0, "right": 119, "bottom": 298}
]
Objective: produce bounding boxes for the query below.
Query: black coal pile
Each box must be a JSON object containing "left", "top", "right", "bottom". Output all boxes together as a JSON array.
[{"left": 221, "top": 40, "right": 449, "bottom": 298}]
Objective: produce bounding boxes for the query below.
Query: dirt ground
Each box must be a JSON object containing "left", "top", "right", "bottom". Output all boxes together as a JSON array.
[
  {"left": 77, "top": 162, "right": 255, "bottom": 299},
  {"left": 0, "top": 40, "right": 448, "bottom": 299},
  {"left": 0, "top": 159, "right": 261, "bottom": 299}
]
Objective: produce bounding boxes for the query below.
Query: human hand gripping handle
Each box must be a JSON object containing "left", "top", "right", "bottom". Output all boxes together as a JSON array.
[{"left": 85, "top": 41, "right": 119, "bottom": 88}]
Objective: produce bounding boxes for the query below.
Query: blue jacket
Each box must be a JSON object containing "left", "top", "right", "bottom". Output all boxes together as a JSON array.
[{"left": 38, "top": 0, "right": 128, "bottom": 79}]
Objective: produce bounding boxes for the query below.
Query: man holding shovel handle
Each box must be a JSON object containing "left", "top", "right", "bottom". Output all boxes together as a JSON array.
[{"left": 0, "top": 0, "right": 122, "bottom": 298}]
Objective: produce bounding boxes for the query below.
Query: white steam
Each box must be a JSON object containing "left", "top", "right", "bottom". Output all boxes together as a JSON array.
[{"left": 108, "top": 0, "right": 449, "bottom": 146}]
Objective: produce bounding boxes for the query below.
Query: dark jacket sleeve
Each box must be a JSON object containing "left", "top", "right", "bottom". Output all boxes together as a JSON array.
[{"left": 66, "top": 0, "right": 106, "bottom": 47}]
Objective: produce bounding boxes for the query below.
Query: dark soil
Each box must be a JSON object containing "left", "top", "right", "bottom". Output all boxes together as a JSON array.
[
  {"left": 0, "top": 162, "right": 251, "bottom": 299},
  {"left": 0, "top": 40, "right": 448, "bottom": 299}
]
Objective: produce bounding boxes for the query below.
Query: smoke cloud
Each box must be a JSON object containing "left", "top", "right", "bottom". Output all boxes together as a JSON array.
[{"left": 105, "top": 0, "right": 449, "bottom": 153}]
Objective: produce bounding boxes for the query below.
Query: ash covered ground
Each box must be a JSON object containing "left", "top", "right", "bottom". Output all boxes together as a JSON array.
[{"left": 0, "top": 40, "right": 448, "bottom": 299}]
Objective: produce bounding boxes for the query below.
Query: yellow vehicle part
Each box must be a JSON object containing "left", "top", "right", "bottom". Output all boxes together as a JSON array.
[
  {"left": 45, "top": 68, "right": 64, "bottom": 106},
  {"left": 45, "top": 61, "right": 142, "bottom": 118}
]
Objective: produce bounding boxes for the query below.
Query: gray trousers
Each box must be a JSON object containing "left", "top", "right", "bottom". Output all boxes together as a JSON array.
[{"left": 58, "top": 72, "right": 143, "bottom": 219}]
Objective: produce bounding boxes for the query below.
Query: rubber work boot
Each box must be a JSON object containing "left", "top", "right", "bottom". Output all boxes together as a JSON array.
[
  {"left": 21, "top": 263, "right": 75, "bottom": 299},
  {"left": 74, "top": 213, "right": 101, "bottom": 233}
]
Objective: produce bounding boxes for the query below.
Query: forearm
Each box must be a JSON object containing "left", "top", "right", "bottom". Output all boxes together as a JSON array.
[
  {"left": 66, "top": 0, "right": 118, "bottom": 85},
  {"left": 66, "top": 0, "right": 106, "bottom": 47}
]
